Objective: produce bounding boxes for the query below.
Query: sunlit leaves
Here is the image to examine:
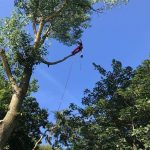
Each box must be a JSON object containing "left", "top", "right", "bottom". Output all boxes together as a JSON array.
[
  {"left": 52, "top": 59, "right": 150, "bottom": 149},
  {"left": 14, "top": 0, "right": 128, "bottom": 45}
]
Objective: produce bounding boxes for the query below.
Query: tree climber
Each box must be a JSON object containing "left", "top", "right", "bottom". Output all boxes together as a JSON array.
[
  {"left": 40, "top": 40, "right": 84, "bottom": 68},
  {"left": 71, "top": 40, "right": 83, "bottom": 58}
]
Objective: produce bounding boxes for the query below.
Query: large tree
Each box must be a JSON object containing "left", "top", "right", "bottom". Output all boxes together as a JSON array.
[
  {"left": 0, "top": 75, "right": 50, "bottom": 150},
  {"left": 0, "top": 0, "right": 128, "bottom": 148},
  {"left": 52, "top": 59, "right": 150, "bottom": 150}
]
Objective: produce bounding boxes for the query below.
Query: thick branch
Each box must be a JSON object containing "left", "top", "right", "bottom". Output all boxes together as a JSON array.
[
  {"left": 0, "top": 49, "right": 19, "bottom": 92},
  {"left": 19, "top": 65, "right": 33, "bottom": 96},
  {"left": 41, "top": 53, "right": 73, "bottom": 66},
  {"left": 32, "top": 18, "right": 37, "bottom": 37},
  {"left": 34, "top": 19, "right": 44, "bottom": 49},
  {"left": 34, "top": 1, "right": 67, "bottom": 48},
  {"left": 40, "top": 24, "right": 52, "bottom": 46}
]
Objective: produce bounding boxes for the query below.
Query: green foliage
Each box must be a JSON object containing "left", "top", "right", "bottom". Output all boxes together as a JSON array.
[
  {"left": 0, "top": 1, "right": 129, "bottom": 149},
  {"left": 0, "top": 76, "right": 11, "bottom": 116},
  {"left": 39, "top": 144, "right": 52, "bottom": 150},
  {"left": 5, "top": 98, "right": 49, "bottom": 150},
  {"left": 0, "top": 77, "right": 49, "bottom": 150},
  {"left": 13, "top": 0, "right": 128, "bottom": 45},
  {"left": 52, "top": 59, "right": 150, "bottom": 150},
  {"left": 0, "top": 0, "right": 129, "bottom": 113},
  {"left": 0, "top": 0, "right": 128, "bottom": 79}
]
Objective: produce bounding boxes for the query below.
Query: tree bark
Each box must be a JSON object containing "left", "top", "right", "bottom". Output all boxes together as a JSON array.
[
  {"left": 0, "top": 66, "right": 32, "bottom": 149},
  {"left": 0, "top": 93, "right": 22, "bottom": 149},
  {"left": 132, "top": 143, "right": 137, "bottom": 150}
]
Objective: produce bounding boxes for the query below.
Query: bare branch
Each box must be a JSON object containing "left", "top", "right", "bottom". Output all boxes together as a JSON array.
[
  {"left": 32, "top": 18, "right": 37, "bottom": 37},
  {"left": 0, "top": 49, "right": 19, "bottom": 92},
  {"left": 32, "top": 130, "right": 50, "bottom": 150},
  {"left": 41, "top": 53, "right": 74, "bottom": 66},
  {"left": 32, "top": 135, "right": 43, "bottom": 150}
]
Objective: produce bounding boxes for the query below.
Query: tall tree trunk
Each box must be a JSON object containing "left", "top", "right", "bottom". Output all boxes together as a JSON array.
[
  {"left": 0, "top": 66, "right": 32, "bottom": 149},
  {"left": 0, "top": 93, "right": 23, "bottom": 149}
]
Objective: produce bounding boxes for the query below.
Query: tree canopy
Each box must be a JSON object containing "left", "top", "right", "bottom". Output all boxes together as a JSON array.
[
  {"left": 51, "top": 59, "right": 150, "bottom": 150},
  {"left": 0, "top": 0, "right": 128, "bottom": 148}
]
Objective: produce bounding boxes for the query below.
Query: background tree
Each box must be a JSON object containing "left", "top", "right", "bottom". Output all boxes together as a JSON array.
[
  {"left": 0, "top": 0, "right": 128, "bottom": 148},
  {"left": 39, "top": 145, "right": 52, "bottom": 150},
  {"left": 52, "top": 59, "right": 150, "bottom": 150},
  {"left": 0, "top": 75, "right": 50, "bottom": 150}
]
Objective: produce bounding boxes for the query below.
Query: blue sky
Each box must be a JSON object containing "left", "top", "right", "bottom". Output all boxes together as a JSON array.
[{"left": 0, "top": 0, "right": 150, "bottom": 120}]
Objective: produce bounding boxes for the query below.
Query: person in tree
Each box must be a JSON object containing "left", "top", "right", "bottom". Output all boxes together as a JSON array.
[{"left": 72, "top": 40, "right": 83, "bottom": 57}]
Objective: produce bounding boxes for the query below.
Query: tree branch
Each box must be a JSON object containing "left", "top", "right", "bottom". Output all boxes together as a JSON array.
[
  {"left": 34, "top": 19, "right": 44, "bottom": 49},
  {"left": 32, "top": 18, "right": 37, "bottom": 37},
  {"left": 0, "top": 49, "right": 19, "bottom": 92},
  {"left": 41, "top": 53, "right": 74, "bottom": 66},
  {"left": 40, "top": 24, "right": 53, "bottom": 46},
  {"left": 32, "top": 130, "right": 49, "bottom": 150},
  {"left": 33, "top": 1, "right": 67, "bottom": 49},
  {"left": 19, "top": 65, "right": 33, "bottom": 96}
]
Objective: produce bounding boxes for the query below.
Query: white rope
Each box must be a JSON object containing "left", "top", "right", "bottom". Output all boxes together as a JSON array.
[{"left": 57, "top": 60, "right": 74, "bottom": 111}]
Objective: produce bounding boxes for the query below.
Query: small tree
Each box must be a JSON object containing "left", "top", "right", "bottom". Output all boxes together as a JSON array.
[
  {"left": 0, "top": 0, "right": 128, "bottom": 148},
  {"left": 52, "top": 59, "right": 150, "bottom": 150}
]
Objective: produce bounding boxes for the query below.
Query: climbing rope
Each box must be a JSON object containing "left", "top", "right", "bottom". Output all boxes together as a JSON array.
[
  {"left": 57, "top": 60, "right": 74, "bottom": 111},
  {"left": 57, "top": 40, "right": 84, "bottom": 111}
]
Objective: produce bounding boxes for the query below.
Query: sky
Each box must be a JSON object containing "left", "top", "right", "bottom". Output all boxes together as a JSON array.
[{"left": 0, "top": 0, "right": 150, "bottom": 120}]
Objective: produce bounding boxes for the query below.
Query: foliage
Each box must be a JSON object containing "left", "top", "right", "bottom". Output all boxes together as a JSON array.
[
  {"left": 0, "top": 0, "right": 129, "bottom": 148},
  {"left": 0, "top": 77, "right": 49, "bottom": 150},
  {"left": 0, "top": 0, "right": 128, "bottom": 65},
  {"left": 0, "top": 0, "right": 129, "bottom": 87},
  {"left": 39, "top": 145, "right": 52, "bottom": 150},
  {"left": 52, "top": 59, "right": 150, "bottom": 150},
  {"left": 14, "top": 0, "right": 128, "bottom": 44}
]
